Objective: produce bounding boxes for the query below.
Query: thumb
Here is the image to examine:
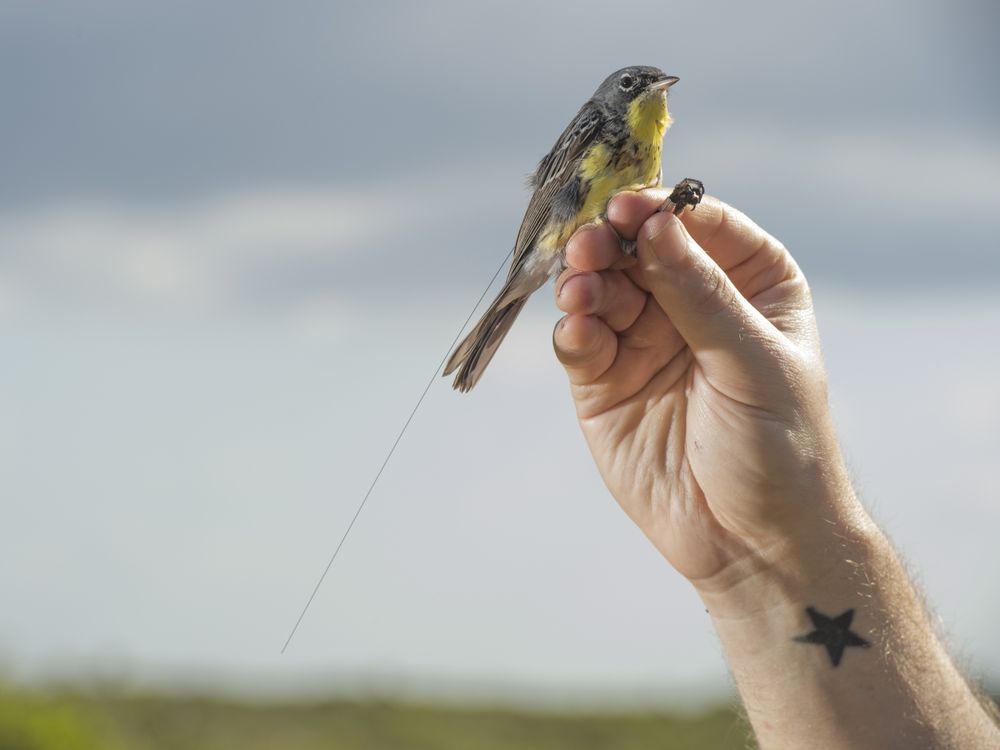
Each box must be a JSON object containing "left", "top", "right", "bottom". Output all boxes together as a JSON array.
[{"left": 636, "top": 210, "right": 776, "bottom": 371}]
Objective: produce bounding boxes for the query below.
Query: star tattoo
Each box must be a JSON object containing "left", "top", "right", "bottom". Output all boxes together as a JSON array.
[{"left": 793, "top": 606, "right": 871, "bottom": 667}]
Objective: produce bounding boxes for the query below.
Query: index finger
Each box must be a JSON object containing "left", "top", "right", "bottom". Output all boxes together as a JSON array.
[{"left": 607, "top": 191, "right": 784, "bottom": 272}]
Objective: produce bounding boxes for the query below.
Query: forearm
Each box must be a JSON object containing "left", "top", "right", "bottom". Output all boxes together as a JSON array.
[{"left": 697, "top": 490, "right": 1000, "bottom": 749}]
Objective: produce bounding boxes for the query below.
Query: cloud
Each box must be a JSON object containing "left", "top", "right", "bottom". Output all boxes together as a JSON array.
[
  {"left": 2, "top": 120, "right": 997, "bottom": 330},
  {"left": 690, "top": 123, "right": 1000, "bottom": 214},
  {"left": 0, "top": 161, "right": 517, "bottom": 319},
  {"left": 1, "top": 0, "right": 995, "bottom": 203}
]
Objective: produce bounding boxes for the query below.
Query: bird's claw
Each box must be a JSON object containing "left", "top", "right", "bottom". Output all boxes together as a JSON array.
[{"left": 659, "top": 178, "right": 705, "bottom": 216}]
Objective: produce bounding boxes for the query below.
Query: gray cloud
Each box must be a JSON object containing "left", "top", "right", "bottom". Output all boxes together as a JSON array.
[
  {"left": 0, "top": 0, "right": 996, "bottom": 204},
  {"left": 1, "top": 120, "right": 997, "bottom": 326}
]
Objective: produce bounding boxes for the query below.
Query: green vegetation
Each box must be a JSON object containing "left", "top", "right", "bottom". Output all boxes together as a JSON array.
[
  {"left": 0, "top": 685, "right": 754, "bottom": 750},
  {"left": 0, "top": 686, "right": 103, "bottom": 750}
]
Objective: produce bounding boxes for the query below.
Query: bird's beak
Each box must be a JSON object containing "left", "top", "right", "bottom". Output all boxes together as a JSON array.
[{"left": 648, "top": 75, "right": 680, "bottom": 92}]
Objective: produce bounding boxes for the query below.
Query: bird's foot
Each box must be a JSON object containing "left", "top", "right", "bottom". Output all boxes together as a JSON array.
[
  {"left": 604, "top": 219, "right": 637, "bottom": 257},
  {"left": 659, "top": 178, "right": 705, "bottom": 216}
]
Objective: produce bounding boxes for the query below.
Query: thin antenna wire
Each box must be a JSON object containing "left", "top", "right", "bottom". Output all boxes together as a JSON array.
[{"left": 281, "top": 249, "right": 515, "bottom": 653}]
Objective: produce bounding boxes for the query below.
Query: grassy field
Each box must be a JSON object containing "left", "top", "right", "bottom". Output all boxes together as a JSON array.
[{"left": 0, "top": 685, "right": 754, "bottom": 750}]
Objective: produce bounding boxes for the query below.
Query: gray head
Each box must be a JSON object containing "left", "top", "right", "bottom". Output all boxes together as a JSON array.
[{"left": 591, "top": 65, "right": 679, "bottom": 112}]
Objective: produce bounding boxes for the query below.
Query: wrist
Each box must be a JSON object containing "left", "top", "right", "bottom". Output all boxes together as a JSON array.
[
  {"left": 694, "top": 492, "right": 882, "bottom": 622},
  {"left": 690, "top": 490, "right": 1000, "bottom": 748}
]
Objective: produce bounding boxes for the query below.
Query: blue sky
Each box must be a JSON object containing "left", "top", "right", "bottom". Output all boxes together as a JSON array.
[{"left": 1, "top": 0, "right": 999, "bottom": 703}]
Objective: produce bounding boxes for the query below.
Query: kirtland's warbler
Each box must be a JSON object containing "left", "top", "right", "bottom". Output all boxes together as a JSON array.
[{"left": 444, "top": 65, "right": 703, "bottom": 392}]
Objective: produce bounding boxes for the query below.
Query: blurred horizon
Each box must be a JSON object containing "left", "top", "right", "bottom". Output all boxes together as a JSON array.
[{"left": 2, "top": 0, "right": 999, "bottom": 717}]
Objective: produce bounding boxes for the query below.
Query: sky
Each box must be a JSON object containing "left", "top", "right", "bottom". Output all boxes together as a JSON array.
[{"left": 1, "top": 0, "right": 999, "bottom": 705}]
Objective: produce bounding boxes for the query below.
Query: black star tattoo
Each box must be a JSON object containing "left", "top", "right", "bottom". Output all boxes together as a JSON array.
[{"left": 793, "top": 607, "right": 871, "bottom": 667}]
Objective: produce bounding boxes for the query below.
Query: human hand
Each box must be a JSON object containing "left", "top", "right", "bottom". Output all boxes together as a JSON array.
[{"left": 553, "top": 191, "right": 860, "bottom": 590}]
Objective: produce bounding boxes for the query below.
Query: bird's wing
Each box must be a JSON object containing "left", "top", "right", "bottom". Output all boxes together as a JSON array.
[
  {"left": 505, "top": 100, "right": 605, "bottom": 281},
  {"left": 531, "top": 100, "right": 605, "bottom": 190}
]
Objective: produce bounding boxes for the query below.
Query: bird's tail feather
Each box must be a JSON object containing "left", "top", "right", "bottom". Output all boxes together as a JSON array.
[{"left": 444, "top": 296, "right": 528, "bottom": 392}]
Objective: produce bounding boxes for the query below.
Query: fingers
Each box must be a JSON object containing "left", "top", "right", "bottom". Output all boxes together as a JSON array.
[
  {"left": 552, "top": 314, "right": 617, "bottom": 385},
  {"left": 554, "top": 294, "right": 691, "bottom": 409},
  {"left": 555, "top": 268, "right": 646, "bottom": 332},
  {"left": 610, "top": 189, "right": 814, "bottom": 345},
  {"left": 605, "top": 188, "right": 673, "bottom": 241},
  {"left": 607, "top": 191, "right": 792, "bottom": 275},
  {"left": 553, "top": 224, "right": 646, "bottom": 388},
  {"left": 557, "top": 192, "right": 813, "bottom": 400},
  {"left": 677, "top": 196, "right": 776, "bottom": 271},
  {"left": 634, "top": 211, "right": 780, "bottom": 375},
  {"left": 677, "top": 197, "right": 815, "bottom": 345}
]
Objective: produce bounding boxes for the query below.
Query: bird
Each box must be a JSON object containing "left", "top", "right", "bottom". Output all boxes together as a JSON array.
[{"left": 443, "top": 65, "right": 703, "bottom": 392}]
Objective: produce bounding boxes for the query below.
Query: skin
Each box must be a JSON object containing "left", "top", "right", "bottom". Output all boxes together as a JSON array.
[
  {"left": 552, "top": 190, "right": 1000, "bottom": 748},
  {"left": 554, "top": 189, "right": 846, "bottom": 585}
]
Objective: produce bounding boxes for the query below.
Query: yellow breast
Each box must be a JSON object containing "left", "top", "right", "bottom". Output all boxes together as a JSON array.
[{"left": 542, "top": 93, "right": 672, "bottom": 250}]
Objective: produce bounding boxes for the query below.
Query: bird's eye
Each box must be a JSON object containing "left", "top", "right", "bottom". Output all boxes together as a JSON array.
[{"left": 619, "top": 74, "right": 635, "bottom": 91}]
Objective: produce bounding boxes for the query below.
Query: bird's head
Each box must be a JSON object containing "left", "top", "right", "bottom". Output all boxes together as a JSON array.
[{"left": 593, "top": 66, "right": 678, "bottom": 114}]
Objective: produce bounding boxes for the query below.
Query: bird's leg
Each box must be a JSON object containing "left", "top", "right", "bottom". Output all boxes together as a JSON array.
[
  {"left": 658, "top": 177, "right": 705, "bottom": 216},
  {"left": 604, "top": 218, "right": 637, "bottom": 257},
  {"left": 596, "top": 178, "right": 705, "bottom": 261}
]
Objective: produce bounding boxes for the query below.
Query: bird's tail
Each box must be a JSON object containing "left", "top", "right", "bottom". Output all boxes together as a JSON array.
[{"left": 443, "top": 293, "right": 529, "bottom": 392}]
